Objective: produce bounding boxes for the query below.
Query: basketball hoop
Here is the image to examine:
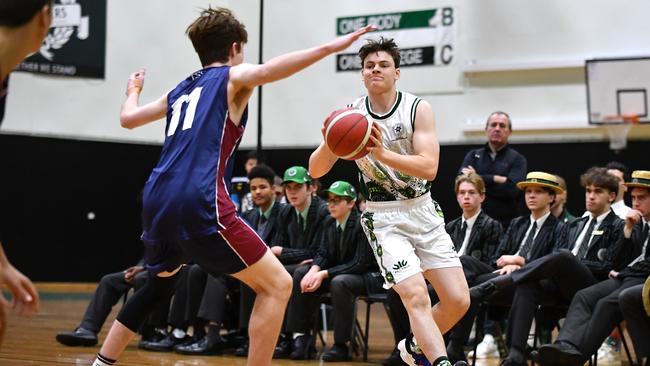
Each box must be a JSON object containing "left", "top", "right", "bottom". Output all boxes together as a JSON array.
[{"left": 603, "top": 114, "right": 640, "bottom": 152}]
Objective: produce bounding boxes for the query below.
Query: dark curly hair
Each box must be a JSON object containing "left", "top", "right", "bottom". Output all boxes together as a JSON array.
[{"left": 358, "top": 37, "right": 401, "bottom": 68}]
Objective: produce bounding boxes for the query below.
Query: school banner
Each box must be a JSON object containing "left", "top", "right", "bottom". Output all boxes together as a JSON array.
[
  {"left": 16, "top": 0, "right": 107, "bottom": 79},
  {"left": 336, "top": 8, "right": 457, "bottom": 72}
]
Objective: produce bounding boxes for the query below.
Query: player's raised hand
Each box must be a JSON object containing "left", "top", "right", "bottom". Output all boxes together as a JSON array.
[
  {"left": 126, "top": 68, "right": 146, "bottom": 96},
  {"left": 327, "top": 24, "right": 376, "bottom": 53}
]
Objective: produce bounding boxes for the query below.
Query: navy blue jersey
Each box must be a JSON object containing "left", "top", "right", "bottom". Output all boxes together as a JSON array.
[{"left": 141, "top": 66, "right": 247, "bottom": 244}]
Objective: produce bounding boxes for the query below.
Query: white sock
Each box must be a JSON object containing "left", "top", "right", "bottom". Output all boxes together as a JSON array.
[{"left": 92, "top": 353, "right": 115, "bottom": 366}]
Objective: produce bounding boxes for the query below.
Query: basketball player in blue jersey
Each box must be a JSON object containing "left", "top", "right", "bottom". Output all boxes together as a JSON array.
[
  {"left": 309, "top": 38, "right": 470, "bottom": 366},
  {"left": 91, "top": 8, "right": 374, "bottom": 366}
]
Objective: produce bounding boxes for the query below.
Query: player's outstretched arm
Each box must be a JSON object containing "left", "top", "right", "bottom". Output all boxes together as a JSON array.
[
  {"left": 120, "top": 69, "right": 168, "bottom": 129},
  {"left": 230, "top": 25, "right": 375, "bottom": 90},
  {"left": 367, "top": 100, "right": 440, "bottom": 181}
]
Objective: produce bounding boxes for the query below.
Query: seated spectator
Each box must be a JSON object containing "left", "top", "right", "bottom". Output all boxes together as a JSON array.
[
  {"left": 285, "top": 181, "right": 378, "bottom": 361},
  {"left": 55, "top": 261, "right": 167, "bottom": 347},
  {"left": 172, "top": 264, "right": 239, "bottom": 355},
  {"left": 448, "top": 171, "right": 562, "bottom": 364},
  {"left": 266, "top": 166, "right": 330, "bottom": 358},
  {"left": 537, "top": 170, "right": 650, "bottom": 366},
  {"left": 551, "top": 174, "right": 575, "bottom": 223},
  {"left": 606, "top": 161, "right": 632, "bottom": 219},
  {"left": 619, "top": 278, "right": 650, "bottom": 366},
  {"left": 471, "top": 167, "right": 624, "bottom": 366}
]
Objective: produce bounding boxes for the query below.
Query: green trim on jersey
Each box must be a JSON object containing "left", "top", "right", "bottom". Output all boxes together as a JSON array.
[
  {"left": 410, "top": 98, "right": 421, "bottom": 130},
  {"left": 365, "top": 91, "right": 403, "bottom": 120}
]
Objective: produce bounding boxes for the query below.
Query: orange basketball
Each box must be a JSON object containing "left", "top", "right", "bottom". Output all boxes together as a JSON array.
[{"left": 324, "top": 108, "right": 375, "bottom": 160}]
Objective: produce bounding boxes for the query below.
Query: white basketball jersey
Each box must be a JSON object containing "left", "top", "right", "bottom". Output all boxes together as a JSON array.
[{"left": 349, "top": 91, "right": 431, "bottom": 201}]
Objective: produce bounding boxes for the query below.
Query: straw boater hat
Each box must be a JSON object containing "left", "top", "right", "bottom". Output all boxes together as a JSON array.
[
  {"left": 516, "top": 171, "right": 564, "bottom": 194},
  {"left": 624, "top": 170, "right": 650, "bottom": 189}
]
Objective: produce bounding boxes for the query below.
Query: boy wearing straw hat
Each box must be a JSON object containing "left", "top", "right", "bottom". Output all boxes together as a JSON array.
[
  {"left": 471, "top": 167, "right": 625, "bottom": 366},
  {"left": 446, "top": 171, "right": 562, "bottom": 363}
]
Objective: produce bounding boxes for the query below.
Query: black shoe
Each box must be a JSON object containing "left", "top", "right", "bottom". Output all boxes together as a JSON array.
[
  {"left": 139, "top": 334, "right": 191, "bottom": 352},
  {"left": 322, "top": 343, "right": 352, "bottom": 362},
  {"left": 454, "top": 362, "right": 469, "bottom": 366},
  {"left": 174, "top": 336, "right": 228, "bottom": 355},
  {"left": 55, "top": 327, "right": 98, "bottom": 347},
  {"left": 470, "top": 276, "right": 514, "bottom": 302},
  {"left": 234, "top": 340, "right": 249, "bottom": 357},
  {"left": 499, "top": 348, "right": 528, "bottom": 366},
  {"left": 290, "top": 334, "right": 314, "bottom": 360},
  {"left": 537, "top": 343, "right": 582, "bottom": 366},
  {"left": 223, "top": 329, "right": 246, "bottom": 348},
  {"left": 446, "top": 341, "right": 467, "bottom": 364},
  {"left": 499, "top": 357, "right": 526, "bottom": 366},
  {"left": 469, "top": 281, "right": 498, "bottom": 302},
  {"left": 273, "top": 336, "right": 292, "bottom": 359},
  {"left": 382, "top": 348, "right": 408, "bottom": 366}
]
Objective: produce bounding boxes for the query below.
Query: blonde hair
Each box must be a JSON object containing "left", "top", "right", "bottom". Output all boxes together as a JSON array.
[{"left": 455, "top": 173, "right": 486, "bottom": 195}]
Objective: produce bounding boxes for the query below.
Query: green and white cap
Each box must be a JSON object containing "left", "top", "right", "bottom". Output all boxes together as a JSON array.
[
  {"left": 323, "top": 181, "right": 357, "bottom": 200},
  {"left": 283, "top": 166, "right": 312, "bottom": 184}
]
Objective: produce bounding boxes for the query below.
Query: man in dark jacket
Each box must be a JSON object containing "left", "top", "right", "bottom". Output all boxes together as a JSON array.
[
  {"left": 537, "top": 170, "right": 650, "bottom": 366},
  {"left": 285, "top": 181, "right": 377, "bottom": 361},
  {"left": 472, "top": 167, "right": 625, "bottom": 366},
  {"left": 446, "top": 171, "right": 563, "bottom": 363},
  {"left": 459, "top": 111, "right": 527, "bottom": 228}
]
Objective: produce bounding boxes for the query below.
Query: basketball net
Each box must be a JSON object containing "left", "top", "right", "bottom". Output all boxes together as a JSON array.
[{"left": 603, "top": 114, "right": 640, "bottom": 151}]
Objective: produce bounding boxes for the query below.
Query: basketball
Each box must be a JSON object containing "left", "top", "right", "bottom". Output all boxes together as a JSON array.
[{"left": 324, "top": 108, "right": 375, "bottom": 160}]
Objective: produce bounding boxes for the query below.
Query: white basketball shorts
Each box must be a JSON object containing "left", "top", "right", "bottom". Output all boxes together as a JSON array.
[{"left": 361, "top": 193, "right": 461, "bottom": 289}]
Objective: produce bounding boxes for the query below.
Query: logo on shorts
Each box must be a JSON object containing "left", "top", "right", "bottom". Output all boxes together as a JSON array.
[{"left": 392, "top": 260, "right": 408, "bottom": 271}]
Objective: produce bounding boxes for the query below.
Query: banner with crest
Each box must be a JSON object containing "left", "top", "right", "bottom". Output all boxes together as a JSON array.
[{"left": 16, "top": 0, "right": 106, "bottom": 79}]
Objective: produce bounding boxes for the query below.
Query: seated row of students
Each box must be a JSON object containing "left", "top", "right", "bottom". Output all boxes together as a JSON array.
[
  {"left": 54, "top": 161, "right": 649, "bottom": 366},
  {"left": 383, "top": 166, "right": 648, "bottom": 366},
  {"left": 54, "top": 163, "right": 380, "bottom": 363}
]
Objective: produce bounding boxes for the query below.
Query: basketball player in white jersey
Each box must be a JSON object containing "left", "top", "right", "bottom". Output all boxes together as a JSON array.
[{"left": 310, "top": 38, "right": 469, "bottom": 366}]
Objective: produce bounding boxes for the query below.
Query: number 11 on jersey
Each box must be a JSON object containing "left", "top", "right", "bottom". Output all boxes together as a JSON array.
[{"left": 168, "top": 87, "right": 203, "bottom": 137}]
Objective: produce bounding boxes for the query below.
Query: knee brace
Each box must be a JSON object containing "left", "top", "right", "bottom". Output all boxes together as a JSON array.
[{"left": 116, "top": 271, "right": 180, "bottom": 332}]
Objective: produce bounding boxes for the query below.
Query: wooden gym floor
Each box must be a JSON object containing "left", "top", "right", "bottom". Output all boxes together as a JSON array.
[{"left": 0, "top": 283, "right": 629, "bottom": 365}]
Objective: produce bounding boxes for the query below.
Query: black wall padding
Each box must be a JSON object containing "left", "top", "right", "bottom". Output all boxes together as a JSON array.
[{"left": 0, "top": 134, "right": 647, "bottom": 281}]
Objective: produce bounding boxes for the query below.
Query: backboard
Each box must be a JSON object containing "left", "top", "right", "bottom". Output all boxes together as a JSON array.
[{"left": 586, "top": 57, "right": 650, "bottom": 125}]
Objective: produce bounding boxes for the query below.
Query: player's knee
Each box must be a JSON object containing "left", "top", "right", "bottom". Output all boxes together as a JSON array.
[
  {"left": 399, "top": 285, "right": 430, "bottom": 311},
  {"left": 448, "top": 289, "right": 470, "bottom": 317},
  {"left": 277, "top": 270, "right": 292, "bottom": 299}
]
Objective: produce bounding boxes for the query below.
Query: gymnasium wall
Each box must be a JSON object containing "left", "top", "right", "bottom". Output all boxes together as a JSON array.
[
  {"left": 0, "top": 134, "right": 647, "bottom": 281},
  {"left": 2, "top": 1, "right": 650, "bottom": 281},
  {"left": 2, "top": 0, "right": 650, "bottom": 147}
]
